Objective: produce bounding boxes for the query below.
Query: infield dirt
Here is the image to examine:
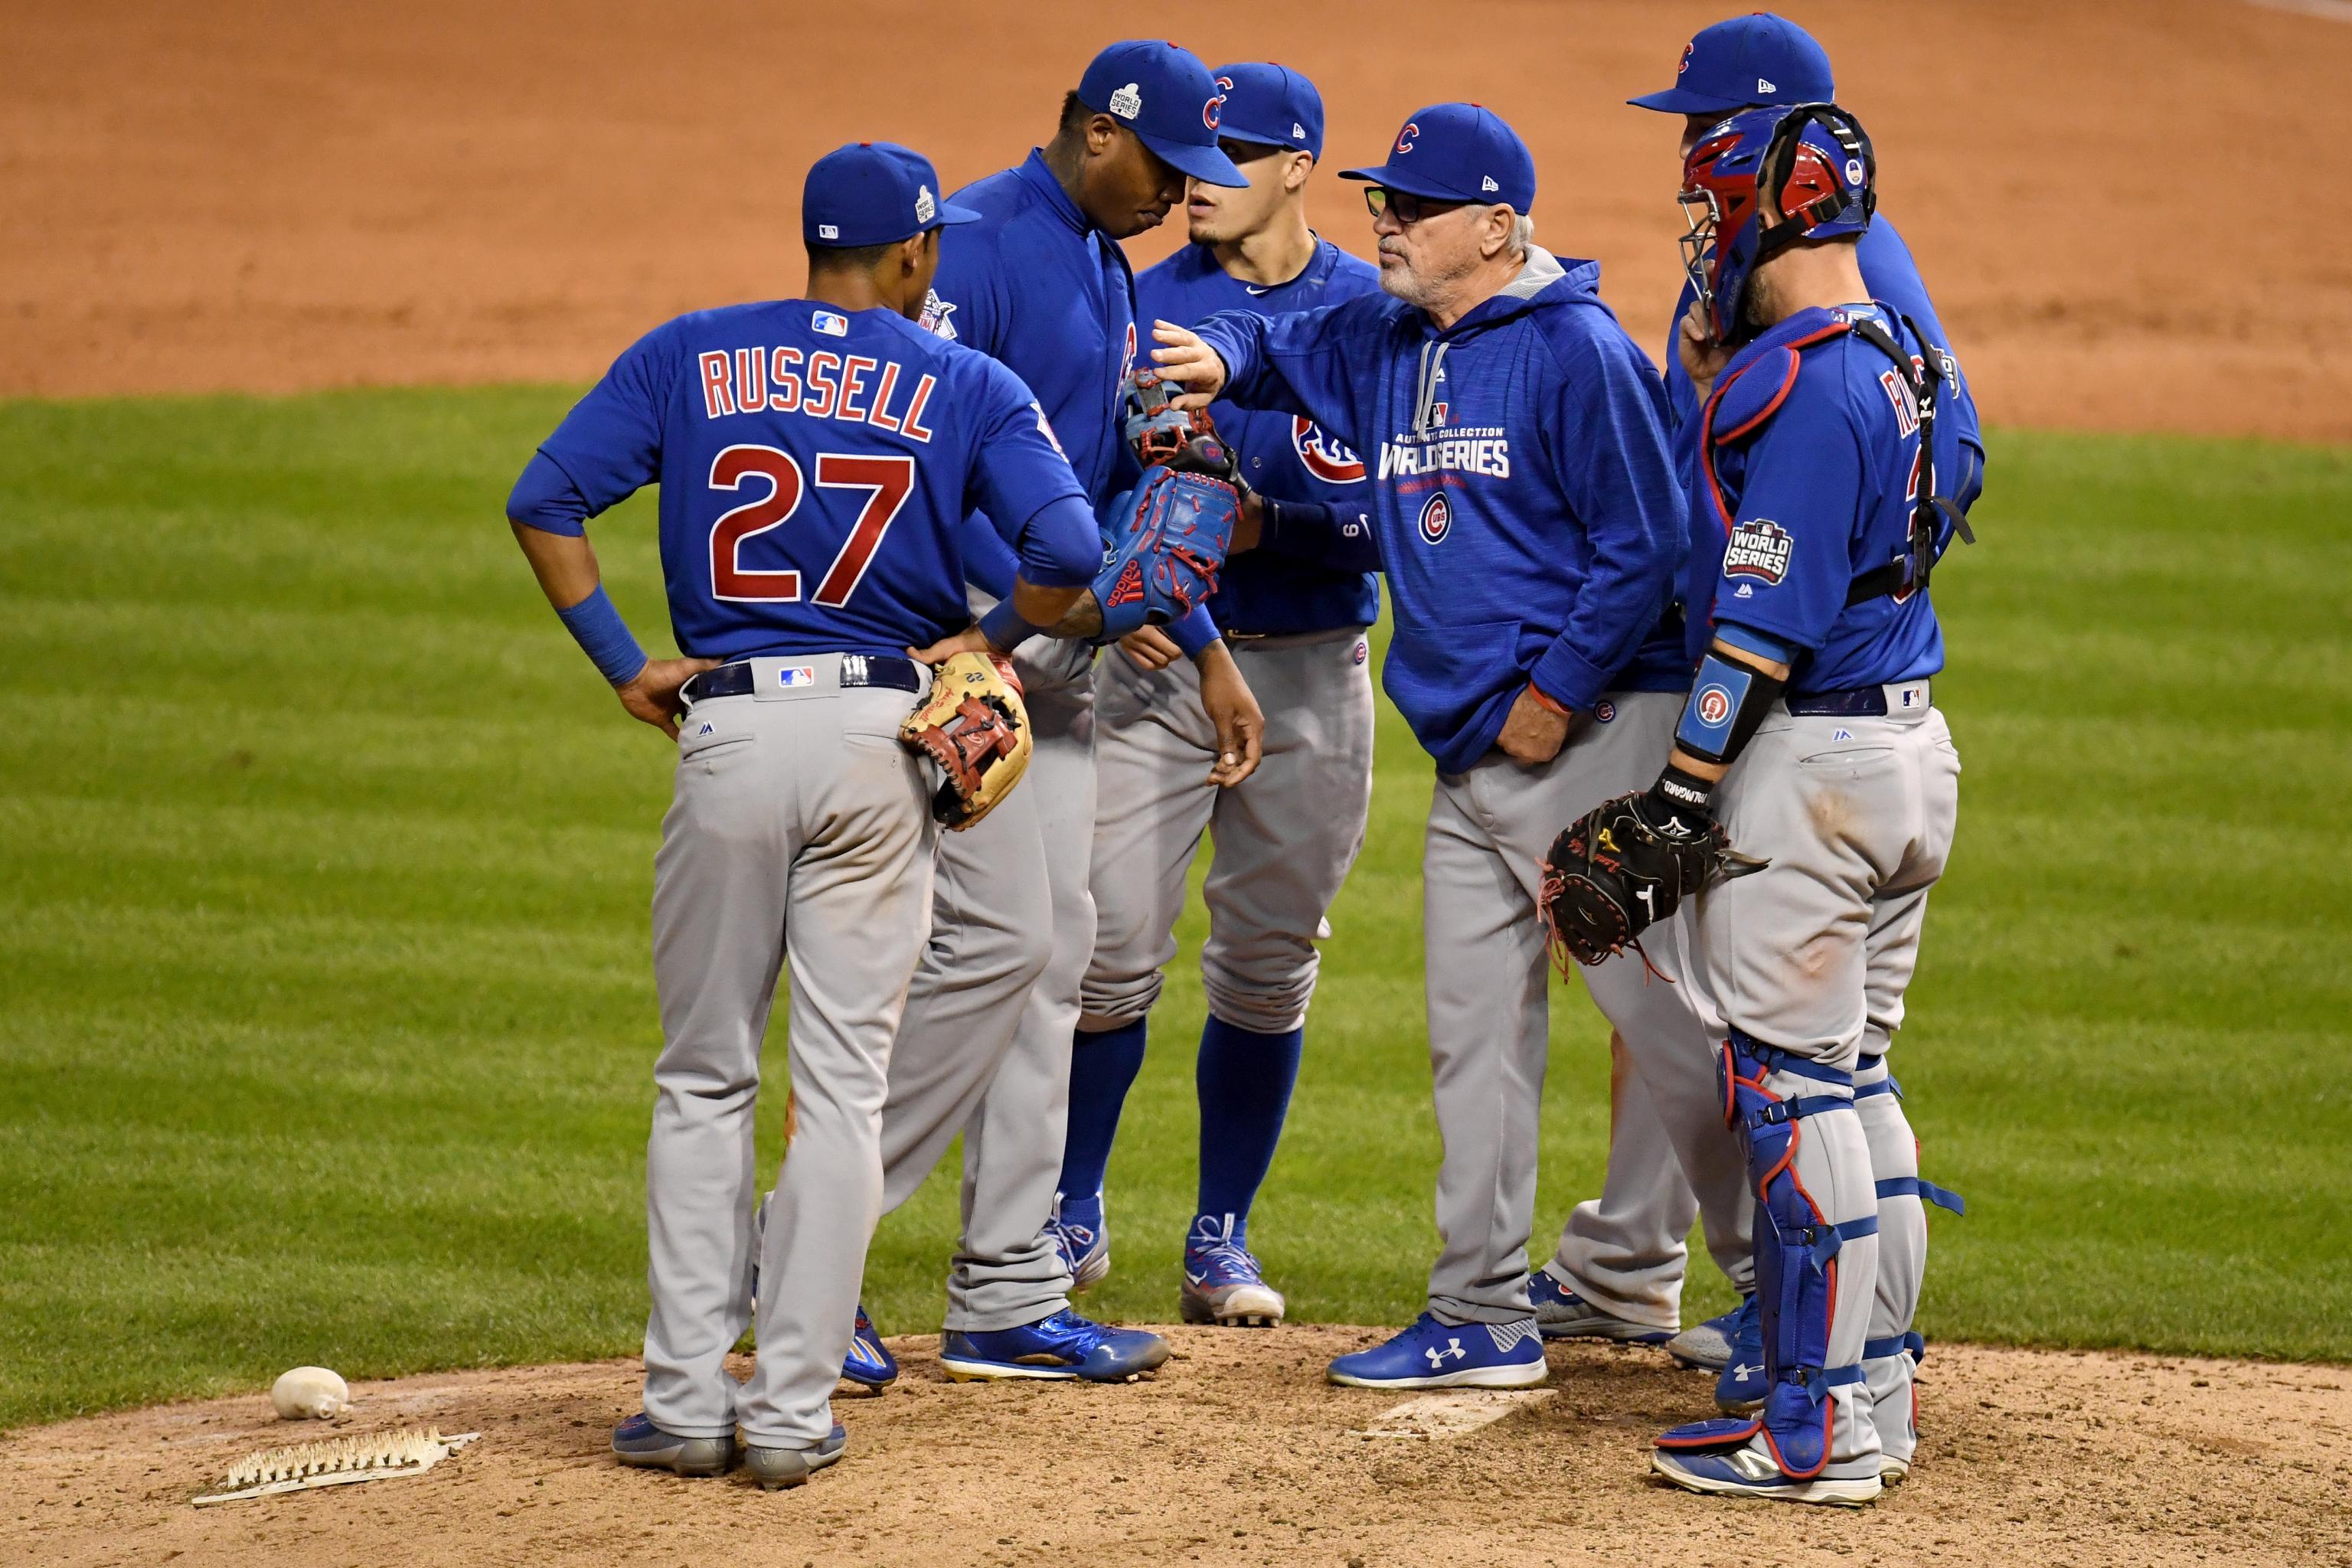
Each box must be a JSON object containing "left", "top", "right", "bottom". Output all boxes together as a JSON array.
[
  {"left": 11, "top": 0, "right": 2352, "bottom": 439},
  {"left": 11, "top": 1328, "right": 2350, "bottom": 1567},
  {"left": 11, "top": 4, "right": 2352, "bottom": 1563}
]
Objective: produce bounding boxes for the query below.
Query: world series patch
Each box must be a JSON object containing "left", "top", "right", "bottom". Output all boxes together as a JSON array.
[{"left": 1723, "top": 518, "right": 1792, "bottom": 585}]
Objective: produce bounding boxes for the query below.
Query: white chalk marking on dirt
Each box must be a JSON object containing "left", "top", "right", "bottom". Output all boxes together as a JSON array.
[
  {"left": 2245, "top": 0, "right": 2352, "bottom": 22},
  {"left": 1350, "top": 1390, "right": 1550, "bottom": 1440}
]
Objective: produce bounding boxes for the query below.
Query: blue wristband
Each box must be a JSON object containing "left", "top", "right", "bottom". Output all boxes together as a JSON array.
[
  {"left": 978, "top": 596, "right": 1048, "bottom": 653},
  {"left": 555, "top": 584, "right": 648, "bottom": 686}
]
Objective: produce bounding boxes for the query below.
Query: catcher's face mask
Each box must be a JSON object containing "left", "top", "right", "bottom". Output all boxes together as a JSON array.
[{"left": 1677, "top": 102, "right": 1876, "bottom": 345}]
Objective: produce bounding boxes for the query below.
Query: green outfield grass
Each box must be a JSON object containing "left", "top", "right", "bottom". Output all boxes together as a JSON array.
[{"left": 1, "top": 389, "right": 2347, "bottom": 1430}]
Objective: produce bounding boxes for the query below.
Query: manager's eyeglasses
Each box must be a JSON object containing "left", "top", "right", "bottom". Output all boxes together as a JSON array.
[{"left": 1364, "top": 186, "right": 1471, "bottom": 225}]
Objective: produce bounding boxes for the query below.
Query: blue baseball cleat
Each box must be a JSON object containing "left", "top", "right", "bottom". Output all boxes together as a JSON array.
[
  {"left": 939, "top": 1308, "right": 1170, "bottom": 1383},
  {"left": 743, "top": 1423, "right": 848, "bottom": 1491},
  {"left": 1667, "top": 1293, "right": 1754, "bottom": 1371},
  {"left": 841, "top": 1304, "right": 897, "bottom": 1390},
  {"left": 1650, "top": 1442, "right": 1883, "bottom": 1508},
  {"left": 1326, "top": 1312, "right": 1549, "bottom": 1390},
  {"left": 1714, "top": 1297, "right": 1769, "bottom": 1413},
  {"left": 1180, "top": 1212, "right": 1285, "bottom": 1327},
  {"left": 1048, "top": 1191, "right": 1110, "bottom": 1292},
  {"left": 610, "top": 1410, "right": 737, "bottom": 1477},
  {"left": 1529, "top": 1267, "right": 1674, "bottom": 1344}
]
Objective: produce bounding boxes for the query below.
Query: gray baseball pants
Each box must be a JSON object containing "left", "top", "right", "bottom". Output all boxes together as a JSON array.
[
  {"left": 1080, "top": 626, "right": 1376, "bottom": 1034},
  {"left": 872, "top": 634, "right": 1099, "bottom": 1331},
  {"left": 640, "top": 655, "right": 935, "bottom": 1451},
  {"left": 1545, "top": 1021, "right": 1756, "bottom": 1328},
  {"left": 1694, "top": 686, "right": 1960, "bottom": 1470},
  {"left": 1422, "top": 691, "right": 1725, "bottom": 1326}
]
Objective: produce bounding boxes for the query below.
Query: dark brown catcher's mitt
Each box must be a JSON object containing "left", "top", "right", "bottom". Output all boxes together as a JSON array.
[{"left": 1538, "top": 786, "right": 1759, "bottom": 970}]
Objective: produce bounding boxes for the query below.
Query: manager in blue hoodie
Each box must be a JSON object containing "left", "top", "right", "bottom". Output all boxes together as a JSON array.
[{"left": 1152, "top": 103, "right": 1724, "bottom": 1390}]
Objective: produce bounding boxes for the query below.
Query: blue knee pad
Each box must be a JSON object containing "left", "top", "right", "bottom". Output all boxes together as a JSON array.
[{"left": 1671, "top": 1031, "right": 1875, "bottom": 1478}]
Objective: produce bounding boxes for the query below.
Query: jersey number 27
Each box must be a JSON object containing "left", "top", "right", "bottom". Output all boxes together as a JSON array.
[{"left": 708, "top": 445, "right": 913, "bottom": 606}]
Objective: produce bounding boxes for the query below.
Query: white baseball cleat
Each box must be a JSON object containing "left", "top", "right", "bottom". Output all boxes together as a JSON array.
[
  {"left": 1651, "top": 1444, "right": 1884, "bottom": 1508},
  {"left": 1179, "top": 1213, "right": 1285, "bottom": 1327}
]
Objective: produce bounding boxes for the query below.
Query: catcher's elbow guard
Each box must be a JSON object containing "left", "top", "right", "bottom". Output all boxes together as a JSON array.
[{"left": 898, "top": 651, "right": 1032, "bottom": 830}]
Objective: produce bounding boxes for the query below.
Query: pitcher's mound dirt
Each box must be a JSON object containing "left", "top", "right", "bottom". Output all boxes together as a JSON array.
[{"left": 11, "top": 1326, "right": 2349, "bottom": 1567}]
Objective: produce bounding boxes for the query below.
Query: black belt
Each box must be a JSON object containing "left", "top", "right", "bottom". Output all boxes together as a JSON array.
[
  {"left": 681, "top": 655, "right": 921, "bottom": 704},
  {"left": 1786, "top": 686, "right": 1895, "bottom": 717}
]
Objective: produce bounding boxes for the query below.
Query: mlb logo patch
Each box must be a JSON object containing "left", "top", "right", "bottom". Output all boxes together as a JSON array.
[
  {"left": 1723, "top": 519, "right": 1793, "bottom": 585},
  {"left": 812, "top": 310, "right": 848, "bottom": 338},
  {"left": 816, "top": 224, "right": 838, "bottom": 240},
  {"left": 776, "top": 665, "right": 818, "bottom": 689}
]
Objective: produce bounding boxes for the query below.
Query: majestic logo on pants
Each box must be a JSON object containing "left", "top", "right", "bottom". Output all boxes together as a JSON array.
[
  {"left": 1292, "top": 417, "right": 1366, "bottom": 482},
  {"left": 1416, "top": 492, "right": 1452, "bottom": 544},
  {"left": 1723, "top": 518, "right": 1793, "bottom": 584}
]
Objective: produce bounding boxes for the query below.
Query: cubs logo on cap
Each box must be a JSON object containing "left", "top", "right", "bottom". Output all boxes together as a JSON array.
[
  {"left": 1209, "top": 60, "right": 1325, "bottom": 158},
  {"left": 1078, "top": 41, "right": 1247, "bottom": 186},
  {"left": 1342, "top": 103, "right": 1536, "bottom": 212},
  {"left": 1628, "top": 13, "right": 1835, "bottom": 115}
]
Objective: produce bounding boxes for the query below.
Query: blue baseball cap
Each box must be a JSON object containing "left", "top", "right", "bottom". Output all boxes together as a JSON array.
[
  {"left": 1210, "top": 61, "right": 1324, "bottom": 158},
  {"left": 1341, "top": 103, "right": 1535, "bottom": 211},
  {"left": 1077, "top": 40, "right": 1248, "bottom": 187},
  {"left": 803, "top": 142, "right": 982, "bottom": 247},
  {"left": 1629, "top": 13, "right": 1835, "bottom": 115}
]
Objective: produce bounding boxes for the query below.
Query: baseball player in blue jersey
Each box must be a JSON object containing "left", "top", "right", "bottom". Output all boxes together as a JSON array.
[
  {"left": 1597, "top": 101, "right": 1976, "bottom": 1504},
  {"left": 1152, "top": 103, "right": 1730, "bottom": 1389},
  {"left": 841, "top": 41, "right": 1265, "bottom": 1384},
  {"left": 1537, "top": 13, "right": 1984, "bottom": 1413},
  {"left": 505, "top": 143, "right": 1098, "bottom": 1485},
  {"left": 1047, "top": 62, "right": 1382, "bottom": 1328}
]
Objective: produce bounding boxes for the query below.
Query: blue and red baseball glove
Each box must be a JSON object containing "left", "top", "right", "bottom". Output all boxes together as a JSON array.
[{"left": 1089, "top": 372, "right": 1242, "bottom": 642}]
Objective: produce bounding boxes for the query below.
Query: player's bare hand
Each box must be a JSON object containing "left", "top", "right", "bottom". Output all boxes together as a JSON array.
[
  {"left": 619, "top": 656, "right": 720, "bottom": 739},
  {"left": 1495, "top": 685, "right": 1572, "bottom": 766},
  {"left": 1678, "top": 301, "right": 1732, "bottom": 404},
  {"left": 1229, "top": 488, "right": 1266, "bottom": 554},
  {"left": 1195, "top": 641, "right": 1264, "bottom": 787},
  {"left": 1148, "top": 320, "right": 1228, "bottom": 410},
  {"left": 907, "top": 626, "right": 995, "bottom": 665},
  {"left": 1119, "top": 626, "right": 1184, "bottom": 671}
]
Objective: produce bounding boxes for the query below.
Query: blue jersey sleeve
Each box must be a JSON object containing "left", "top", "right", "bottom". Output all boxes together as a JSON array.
[
  {"left": 1712, "top": 378, "right": 1865, "bottom": 655},
  {"left": 1526, "top": 328, "right": 1684, "bottom": 712},
  {"left": 964, "top": 358, "right": 1098, "bottom": 587},
  {"left": 1256, "top": 496, "right": 1382, "bottom": 573},
  {"left": 531, "top": 324, "right": 678, "bottom": 521},
  {"left": 1192, "top": 301, "right": 1368, "bottom": 449},
  {"left": 927, "top": 234, "right": 1011, "bottom": 360}
]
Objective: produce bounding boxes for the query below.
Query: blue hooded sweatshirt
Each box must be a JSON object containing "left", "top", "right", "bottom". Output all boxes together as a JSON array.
[{"left": 1194, "top": 249, "right": 1689, "bottom": 775}]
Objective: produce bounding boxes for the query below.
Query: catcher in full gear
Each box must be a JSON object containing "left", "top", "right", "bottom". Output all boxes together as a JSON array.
[{"left": 1546, "top": 102, "right": 1979, "bottom": 1505}]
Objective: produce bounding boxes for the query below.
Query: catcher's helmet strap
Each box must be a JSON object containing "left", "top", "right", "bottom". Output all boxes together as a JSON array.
[{"left": 1843, "top": 313, "right": 1976, "bottom": 607}]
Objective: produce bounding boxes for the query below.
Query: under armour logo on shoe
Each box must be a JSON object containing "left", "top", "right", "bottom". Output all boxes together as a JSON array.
[
  {"left": 1732, "top": 1362, "right": 1764, "bottom": 1379},
  {"left": 1425, "top": 1338, "right": 1468, "bottom": 1368}
]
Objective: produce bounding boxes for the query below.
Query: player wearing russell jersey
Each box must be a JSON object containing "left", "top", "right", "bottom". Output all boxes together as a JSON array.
[
  {"left": 850, "top": 40, "right": 1263, "bottom": 1386},
  {"left": 1152, "top": 104, "right": 1730, "bottom": 1391},
  {"left": 1640, "top": 103, "right": 1976, "bottom": 1505},
  {"left": 1536, "top": 12, "right": 1986, "bottom": 1411},
  {"left": 505, "top": 143, "right": 1097, "bottom": 1487},
  {"left": 1050, "top": 62, "right": 1383, "bottom": 1328}
]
